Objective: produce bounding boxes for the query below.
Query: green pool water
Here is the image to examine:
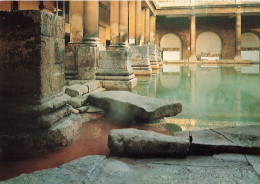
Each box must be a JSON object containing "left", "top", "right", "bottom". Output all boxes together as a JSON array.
[{"left": 133, "top": 64, "right": 260, "bottom": 130}]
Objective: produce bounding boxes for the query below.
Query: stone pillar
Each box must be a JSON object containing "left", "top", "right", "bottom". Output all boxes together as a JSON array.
[
  {"left": 69, "top": 1, "right": 83, "bottom": 42},
  {"left": 144, "top": 8, "right": 150, "bottom": 44},
  {"left": 109, "top": 0, "right": 129, "bottom": 50},
  {"left": 141, "top": 9, "right": 145, "bottom": 45},
  {"left": 110, "top": 1, "right": 119, "bottom": 46},
  {"left": 82, "top": 1, "right": 100, "bottom": 45},
  {"left": 129, "top": 0, "right": 136, "bottom": 45},
  {"left": 135, "top": 0, "right": 142, "bottom": 46},
  {"left": 0, "top": 10, "right": 82, "bottom": 158},
  {"left": 119, "top": 0, "right": 129, "bottom": 47},
  {"left": 65, "top": 0, "right": 103, "bottom": 80},
  {"left": 97, "top": 0, "right": 137, "bottom": 90},
  {"left": 189, "top": 14, "right": 197, "bottom": 62},
  {"left": 234, "top": 13, "right": 243, "bottom": 62},
  {"left": 150, "top": 15, "right": 156, "bottom": 45}
]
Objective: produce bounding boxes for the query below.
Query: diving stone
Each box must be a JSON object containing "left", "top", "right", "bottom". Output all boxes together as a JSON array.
[
  {"left": 108, "top": 128, "right": 190, "bottom": 157},
  {"left": 87, "top": 91, "right": 182, "bottom": 122}
]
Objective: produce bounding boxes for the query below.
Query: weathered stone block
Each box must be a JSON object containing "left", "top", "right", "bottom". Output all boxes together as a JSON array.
[
  {"left": 0, "top": 10, "right": 80, "bottom": 158},
  {"left": 102, "top": 78, "right": 138, "bottom": 91},
  {"left": 68, "top": 94, "right": 89, "bottom": 108},
  {"left": 0, "top": 10, "right": 65, "bottom": 38},
  {"left": 130, "top": 45, "right": 150, "bottom": 66},
  {"left": 96, "top": 50, "right": 137, "bottom": 90},
  {"left": 64, "top": 43, "right": 98, "bottom": 80},
  {"left": 65, "top": 84, "right": 89, "bottom": 97},
  {"left": 108, "top": 128, "right": 190, "bottom": 157}
]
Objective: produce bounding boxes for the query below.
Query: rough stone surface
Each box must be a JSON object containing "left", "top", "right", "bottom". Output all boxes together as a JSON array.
[
  {"left": 96, "top": 50, "right": 137, "bottom": 90},
  {"left": 174, "top": 125, "right": 260, "bottom": 155},
  {"left": 77, "top": 106, "right": 89, "bottom": 114},
  {"left": 87, "top": 91, "right": 182, "bottom": 122},
  {"left": 130, "top": 45, "right": 152, "bottom": 76},
  {"left": 0, "top": 10, "right": 80, "bottom": 158},
  {"left": 101, "top": 78, "right": 138, "bottom": 91},
  {"left": 65, "top": 84, "right": 88, "bottom": 97},
  {"left": 4, "top": 154, "right": 260, "bottom": 184},
  {"left": 64, "top": 43, "right": 99, "bottom": 80},
  {"left": 86, "top": 105, "right": 104, "bottom": 113},
  {"left": 68, "top": 94, "right": 89, "bottom": 108},
  {"left": 108, "top": 128, "right": 190, "bottom": 157}
]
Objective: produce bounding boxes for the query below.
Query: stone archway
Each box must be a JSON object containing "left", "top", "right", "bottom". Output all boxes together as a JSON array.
[
  {"left": 241, "top": 32, "right": 260, "bottom": 62},
  {"left": 196, "top": 31, "right": 222, "bottom": 60},
  {"left": 160, "top": 33, "right": 182, "bottom": 61}
]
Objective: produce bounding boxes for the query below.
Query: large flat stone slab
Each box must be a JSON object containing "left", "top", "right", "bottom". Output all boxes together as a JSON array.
[
  {"left": 108, "top": 128, "right": 190, "bottom": 157},
  {"left": 4, "top": 154, "right": 260, "bottom": 184},
  {"left": 87, "top": 91, "right": 182, "bottom": 122},
  {"left": 174, "top": 125, "right": 260, "bottom": 155}
]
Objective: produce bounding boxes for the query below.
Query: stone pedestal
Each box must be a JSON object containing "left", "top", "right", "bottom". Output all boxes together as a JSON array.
[
  {"left": 96, "top": 50, "right": 137, "bottom": 90},
  {"left": 130, "top": 45, "right": 152, "bottom": 75},
  {"left": 65, "top": 43, "right": 99, "bottom": 80},
  {"left": 148, "top": 45, "right": 160, "bottom": 69},
  {"left": 0, "top": 10, "right": 81, "bottom": 158}
]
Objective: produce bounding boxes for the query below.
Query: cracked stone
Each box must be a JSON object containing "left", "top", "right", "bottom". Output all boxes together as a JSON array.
[
  {"left": 4, "top": 154, "right": 260, "bottom": 184},
  {"left": 108, "top": 128, "right": 190, "bottom": 157},
  {"left": 174, "top": 125, "right": 260, "bottom": 155}
]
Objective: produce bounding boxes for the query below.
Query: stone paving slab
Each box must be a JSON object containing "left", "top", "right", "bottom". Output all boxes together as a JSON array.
[
  {"left": 174, "top": 125, "right": 260, "bottom": 155},
  {"left": 88, "top": 91, "right": 182, "bottom": 122},
  {"left": 3, "top": 154, "right": 260, "bottom": 184}
]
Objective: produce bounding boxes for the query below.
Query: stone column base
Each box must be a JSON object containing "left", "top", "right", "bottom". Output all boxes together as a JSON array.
[
  {"left": 102, "top": 78, "right": 137, "bottom": 90},
  {"left": 132, "top": 67, "right": 152, "bottom": 75},
  {"left": 130, "top": 45, "right": 152, "bottom": 76},
  {"left": 150, "top": 60, "right": 160, "bottom": 69},
  {"left": 97, "top": 50, "right": 137, "bottom": 90},
  {"left": 234, "top": 55, "right": 243, "bottom": 63},
  {"left": 189, "top": 55, "right": 197, "bottom": 62},
  {"left": 65, "top": 43, "right": 99, "bottom": 80}
]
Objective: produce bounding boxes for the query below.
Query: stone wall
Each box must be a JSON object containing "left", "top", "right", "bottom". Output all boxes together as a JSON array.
[
  {"left": 0, "top": 10, "right": 81, "bottom": 158},
  {"left": 156, "top": 16, "right": 260, "bottom": 60}
]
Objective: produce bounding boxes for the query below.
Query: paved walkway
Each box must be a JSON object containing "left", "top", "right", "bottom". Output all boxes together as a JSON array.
[{"left": 3, "top": 154, "right": 260, "bottom": 184}]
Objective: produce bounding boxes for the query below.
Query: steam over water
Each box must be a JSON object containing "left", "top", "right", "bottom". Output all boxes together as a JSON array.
[{"left": 133, "top": 64, "right": 260, "bottom": 130}]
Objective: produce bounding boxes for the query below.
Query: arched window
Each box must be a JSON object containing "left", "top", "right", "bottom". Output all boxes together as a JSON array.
[
  {"left": 241, "top": 32, "right": 260, "bottom": 61},
  {"left": 196, "top": 31, "right": 222, "bottom": 60},
  {"left": 160, "top": 33, "right": 182, "bottom": 61}
]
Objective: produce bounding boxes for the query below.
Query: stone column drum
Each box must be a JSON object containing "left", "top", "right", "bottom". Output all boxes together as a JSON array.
[{"left": 0, "top": 10, "right": 82, "bottom": 158}]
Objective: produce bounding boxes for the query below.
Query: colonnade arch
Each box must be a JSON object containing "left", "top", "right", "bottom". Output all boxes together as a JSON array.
[
  {"left": 160, "top": 33, "right": 183, "bottom": 61},
  {"left": 241, "top": 32, "right": 260, "bottom": 61},
  {"left": 196, "top": 31, "right": 222, "bottom": 59}
]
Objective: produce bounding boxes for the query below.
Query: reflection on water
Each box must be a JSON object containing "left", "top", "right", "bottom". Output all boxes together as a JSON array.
[{"left": 133, "top": 64, "right": 260, "bottom": 129}]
